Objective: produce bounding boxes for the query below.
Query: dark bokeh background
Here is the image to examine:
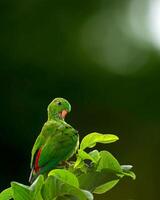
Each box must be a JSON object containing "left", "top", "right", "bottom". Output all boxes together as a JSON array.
[{"left": 0, "top": 0, "right": 160, "bottom": 199}]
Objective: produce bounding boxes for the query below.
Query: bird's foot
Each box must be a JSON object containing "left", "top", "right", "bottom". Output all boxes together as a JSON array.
[{"left": 60, "top": 160, "right": 72, "bottom": 168}]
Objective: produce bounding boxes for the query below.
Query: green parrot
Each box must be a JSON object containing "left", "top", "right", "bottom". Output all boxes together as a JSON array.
[{"left": 29, "top": 98, "right": 79, "bottom": 183}]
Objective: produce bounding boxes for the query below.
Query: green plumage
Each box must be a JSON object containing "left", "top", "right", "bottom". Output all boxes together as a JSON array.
[{"left": 29, "top": 98, "right": 79, "bottom": 183}]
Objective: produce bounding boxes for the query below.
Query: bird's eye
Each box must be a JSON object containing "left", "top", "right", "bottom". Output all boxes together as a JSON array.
[{"left": 57, "top": 102, "right": 62, "bottom": 106}]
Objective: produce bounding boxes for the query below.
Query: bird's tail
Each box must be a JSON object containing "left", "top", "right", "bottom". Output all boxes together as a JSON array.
[
  {"left": 29, "top": 158, "right": 62, "bottom": 184},
  {"left": 29, "top": 168, "right": 40, "bottom": 184}
]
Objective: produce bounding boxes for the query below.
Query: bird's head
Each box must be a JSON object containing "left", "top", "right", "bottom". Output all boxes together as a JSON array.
[{"left": 47, "top": 98, "right": 71, "bottom": 121}]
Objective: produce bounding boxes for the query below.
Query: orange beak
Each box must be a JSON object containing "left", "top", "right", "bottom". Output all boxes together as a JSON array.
[{"left": 61, "top": 110, "right": 68, "bottom": 119}]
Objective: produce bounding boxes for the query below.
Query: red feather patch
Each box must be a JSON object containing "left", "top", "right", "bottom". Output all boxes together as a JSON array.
[{"left": 35, "top": 147, "right": 42, "bottom": 173}]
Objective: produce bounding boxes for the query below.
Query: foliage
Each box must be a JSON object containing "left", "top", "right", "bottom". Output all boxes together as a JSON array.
[{"left": 0, "top": 132, "right": 135, "bottom": 200}]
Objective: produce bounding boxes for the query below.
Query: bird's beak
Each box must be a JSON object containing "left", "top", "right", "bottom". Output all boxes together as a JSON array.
[{"left": 61, "top": 110, "right": 68, "bottom": 119}]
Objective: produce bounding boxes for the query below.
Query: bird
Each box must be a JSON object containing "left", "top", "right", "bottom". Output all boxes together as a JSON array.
[{"left": 29, "top": 98, "right": 79, "bottom": 183}]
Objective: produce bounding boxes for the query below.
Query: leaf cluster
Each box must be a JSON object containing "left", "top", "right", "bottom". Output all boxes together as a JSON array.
[{"left": 0, "top": 133, "right": 135, "bottom": 200}]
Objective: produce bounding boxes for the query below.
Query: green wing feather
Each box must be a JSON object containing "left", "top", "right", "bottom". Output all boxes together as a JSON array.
[
  {"left": 30, "top": 121, "right": 59, "bottom": 168},
  {"left": 30, "top": 120, "right": 78, "bottom": 171},
  {"left": 38, "top": 126, "right": 78, "bottom": 168},
  {"left": 30, "top": 134, "right": 44, "bottom": 168}
]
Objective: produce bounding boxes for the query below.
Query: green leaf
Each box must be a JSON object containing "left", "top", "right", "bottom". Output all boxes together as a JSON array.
[
  {"left": 74, "top": 150, "right": 96, "bottom": 168},
  {"left": 48, "top": 169, "right": 79, "bottom": 188},
  {"left": 88, "top": 150, "right": 100, "bottom": 163},
  {"left": 81, "top": 190, "right": 93, "bottom": 200},
  {"left": 74, "top": 155, "right": 83, "bottom": 168},
  {"left": 78, "top": 169, "right": 118, "bottom": 192},
  {"left": 96, "top": 151, "right": 122, "bottom": 173},
  {"left": 30, "top": 175, "right": 44, "bottom": 200},
  {"left": 56, "top": 192, "right": 92, "bottom": 200},
  {"left": 42, "top": 176, "right": 90, "bottom": 200},
  {"left": 0, "top": 187, "right": 13, "bottom": 200},
  {"left": 121, "top": 165, "right": 133, "bottom": 172},
  {"left": 74, "top": 161, "right": 89, "bottom": 174},
  {"left": 11, "top": 175, "right": 44, "bottom": 200},
  {"left": 56, "top": 196, "right": 79, "bottom": 200},
  {"left": 78, "top": 151, "right": 135, "bottom": 194},
  {"left": 120, "top": 165, "right": 136, "bottom": 180},
  {"left": 58, "top": 182, "right": 89, "bottom": 200},
  {"left": 80, "top": 132, "right": 119, "bottom": 150},
  {"left": 78, "top": 150, "right": 96, "bottom": 163},
  {"left": 93, "top": 179, "right": 119, "bottom": 194},
  {"left": 41, "top": 176, "right": 57, "bottom": 200},
  {"left": 74, "top": 150, "right": 100, "bottom": 169},
  {"left": 11, "top": 182, "right": 32, "bottom": 200},
  {"left": 122, "top": 171, "right": 136, "bottom": 180}
]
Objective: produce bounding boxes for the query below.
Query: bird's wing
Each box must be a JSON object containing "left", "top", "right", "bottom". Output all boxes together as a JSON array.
[
  {"left": 38, "top": 126, "right": 78, "bottom": 168},
  {"left": 30, "top": 121, "right": 58, "bottom": 169},
  {"left": 30, "top": 134, "right": 45, "bottom": 169}
]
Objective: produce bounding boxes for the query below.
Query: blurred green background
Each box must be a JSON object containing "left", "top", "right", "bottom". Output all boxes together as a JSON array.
[{"left": 0, "top": 0, "right": 160, "bottom": 199}]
